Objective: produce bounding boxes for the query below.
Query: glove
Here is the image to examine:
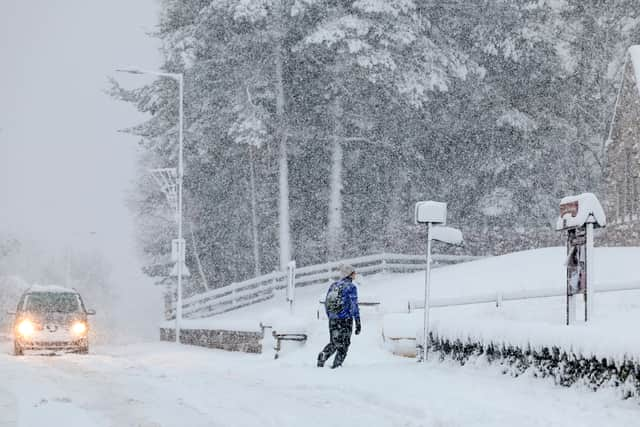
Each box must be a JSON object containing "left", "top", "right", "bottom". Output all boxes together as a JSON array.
[{"left": 355, "top": 319, "right": 361, "bottom": 335}]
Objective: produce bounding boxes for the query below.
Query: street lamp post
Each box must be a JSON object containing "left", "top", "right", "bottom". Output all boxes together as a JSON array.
[{"left": 117, "top": 67, "right": 185, "bottom": 344}]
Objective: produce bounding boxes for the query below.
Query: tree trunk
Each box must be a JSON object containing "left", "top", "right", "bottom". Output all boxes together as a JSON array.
[
  {"left": 274, "top": 0, "right": 291, "bottom": 271},
  {"left": 249, "top": 146, "right": 261, "bottom": 276},
  {"left": 385, "top": 172, "right": 404, "bottom": 252},
  {"left": 188, "top": 220, "right": 209, "bottom": 291},
  {"left": 327, "top": 97, "right": 344, "bottom": 260}
]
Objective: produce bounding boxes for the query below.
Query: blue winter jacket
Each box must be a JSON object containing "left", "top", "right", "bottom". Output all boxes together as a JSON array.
[{"left": 325, "top": 277, "right": 360, "bottom": 320}]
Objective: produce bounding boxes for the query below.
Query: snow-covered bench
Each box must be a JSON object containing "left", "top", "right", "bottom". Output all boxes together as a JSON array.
[
  {"left": 272, "top": 331, "right": 307, "bottom": 359},
  {"left": 260, "top": 312, "right": 308, "bottom": 359},
  {"left": 382, "top": 313, "right": 421, "bottom": 357}
]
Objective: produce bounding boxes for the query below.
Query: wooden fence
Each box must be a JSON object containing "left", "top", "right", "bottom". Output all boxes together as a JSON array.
[{"left": 169, "top": 252, "right": 481, "bottom": 319}]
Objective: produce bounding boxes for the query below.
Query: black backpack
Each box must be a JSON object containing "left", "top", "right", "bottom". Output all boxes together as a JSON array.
[{"left": 325, "top": 280, "right": 345, "bottom": 315}]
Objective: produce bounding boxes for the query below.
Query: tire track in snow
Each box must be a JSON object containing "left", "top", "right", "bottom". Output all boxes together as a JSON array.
[
  {"left": 32, "top": 352, "right": 222, "bottom": 427},
  {"left": 201, "top": 365, "right": 438, "bottom": 427},
  {"left": 0, "top": 385, "right": 18, "bottom": 427},
  {"left": 0, "top": 349, "right": 219, "bottom": 427}
]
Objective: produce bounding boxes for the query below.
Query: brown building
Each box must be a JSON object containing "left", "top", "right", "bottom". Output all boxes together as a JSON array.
[{"left": 603, "top": 46, "right": 640, "bottom": 245}]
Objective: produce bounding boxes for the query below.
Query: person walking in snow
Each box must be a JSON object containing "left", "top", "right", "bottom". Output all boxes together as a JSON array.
[{"left": 317, "top": 264, "right": 361, "bottom": 369}]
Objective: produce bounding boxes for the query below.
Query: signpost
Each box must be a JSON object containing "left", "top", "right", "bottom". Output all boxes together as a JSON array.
[
  {"left": 286, "top": 260, "right": 296, "bottom": 314},
  {"left": 556, "top": 193, "right": 606, "bottom": 325},
  {"left": 414, "top": 201, "right": 463, "bottom": 362},
  {"left": 170, "top": 238, "right": 191, "bottom": 278},
  {"left": 149, "top": 166, "right": 187, "bottom": 342}
]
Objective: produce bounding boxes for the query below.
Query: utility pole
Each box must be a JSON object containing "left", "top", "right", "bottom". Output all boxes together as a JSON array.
[{"left": 117, "top": 67, "right": 186, "bottom": 344}]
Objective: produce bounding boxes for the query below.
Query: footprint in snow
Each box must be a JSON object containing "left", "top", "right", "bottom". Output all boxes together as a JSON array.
[
  {"left": 34, "top": 397, "right": 72, "bottom": 407},
  {"left": 33, "top": 398, "right": 48, "bottom": 407}
]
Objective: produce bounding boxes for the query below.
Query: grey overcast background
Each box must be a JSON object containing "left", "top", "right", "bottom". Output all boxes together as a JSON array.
[{"left": 0, "top": 0, "right": 162, "bottom": 335}]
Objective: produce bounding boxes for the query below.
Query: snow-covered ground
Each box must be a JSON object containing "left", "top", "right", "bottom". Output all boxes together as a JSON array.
[
  {"left": 0, "top": 341, "right": 637, "bottom": 427},
  {"left": 4, "top": 247, "right": 640, "bottom": 426}
]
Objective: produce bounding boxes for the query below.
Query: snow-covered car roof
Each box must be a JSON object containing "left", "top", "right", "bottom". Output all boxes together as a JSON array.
[{"left": 25, "top": 284, "right": 79, "bottom": 294}]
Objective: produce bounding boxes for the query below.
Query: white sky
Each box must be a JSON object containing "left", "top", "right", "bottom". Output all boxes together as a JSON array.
[
  {"left": 0, "top": 0, "right": 160, "bottom": 254},
  {"left": 0, "top": 1, "right": 165, "bottom": 335}
]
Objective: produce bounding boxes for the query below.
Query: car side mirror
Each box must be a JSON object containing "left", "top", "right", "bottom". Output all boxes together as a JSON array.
[
  {"left": 86, "top": 309, "right": 96, "bottom": 315},
  {"left": 6, "top": 311, "right": 15, "bottom": 316}
]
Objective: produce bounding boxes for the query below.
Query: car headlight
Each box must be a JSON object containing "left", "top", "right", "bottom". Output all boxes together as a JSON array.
[
  {"left": 71, "top": 321, "right": 87, "bottom": 335},
  {"left": 17, "top": 320, "right": 35, "bottom": 337}
]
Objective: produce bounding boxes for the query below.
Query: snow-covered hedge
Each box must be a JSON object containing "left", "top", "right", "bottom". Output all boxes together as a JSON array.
[{"left": 430, "top": 333, "right": 640, "bottom": 400}]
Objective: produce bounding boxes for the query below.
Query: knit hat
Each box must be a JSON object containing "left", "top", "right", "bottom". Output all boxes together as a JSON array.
[{"left": 338, "top": 263, "right": 355, "bottom": 278}]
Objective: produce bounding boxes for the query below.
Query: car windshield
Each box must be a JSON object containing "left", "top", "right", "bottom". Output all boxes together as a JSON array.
[{"left": 24, "top": 292, "right": 80, "bottom": 313}]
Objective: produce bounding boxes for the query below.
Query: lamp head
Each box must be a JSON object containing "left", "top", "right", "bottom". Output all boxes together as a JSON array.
[{"left": 115, "top": 68, "right": 144, "bottom": 75}]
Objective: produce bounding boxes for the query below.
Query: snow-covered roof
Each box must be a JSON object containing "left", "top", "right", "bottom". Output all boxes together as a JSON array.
[
  {"left": 26, "top": 284, "right": 78, "bottom": 294},
  {"left": 628, "top": 45, "right": 640, "bottom": 92},
  {"left": 605, "top": 45, "right": 640, "bottom": 150},
  {"left": 555, "top": 192, "right": 606, "bottom": 230}
]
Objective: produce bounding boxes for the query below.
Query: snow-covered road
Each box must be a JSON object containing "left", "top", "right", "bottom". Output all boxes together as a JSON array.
[{"left": 0, "top": 341, "right": 637, "bottom": 427}]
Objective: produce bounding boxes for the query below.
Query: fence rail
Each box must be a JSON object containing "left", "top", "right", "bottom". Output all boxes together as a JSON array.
[
  {"left": 168, "top": 252, "right": 640, "bottom": 319},
  {"left": 407, "top": 280, "right": 640, "bottom": 311},
  {"left": 170, "top": 252, "right": 481, "bottom": 319}
]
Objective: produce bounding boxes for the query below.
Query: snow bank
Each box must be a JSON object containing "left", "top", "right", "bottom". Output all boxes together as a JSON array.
[
  {"left": 260, "top": 308, "right": 309, "bottom": 334},
  {"left": 431, "top": 297, "right": 640, "bottom": 364},
  {"left": 382, "top": 313, "right": 421, "bottom": 340}
]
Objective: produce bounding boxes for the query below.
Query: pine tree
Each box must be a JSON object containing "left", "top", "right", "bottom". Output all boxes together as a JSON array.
[
  {"left": 299, "top": 0, "right": 477, "bottom": 258},
  {"left": 110, "top": 0, "right": 640, "bottom": 289}
]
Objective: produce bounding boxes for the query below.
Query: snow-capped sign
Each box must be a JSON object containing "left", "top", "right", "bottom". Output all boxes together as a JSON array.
[
  {"left": 415, "top": 201, "right": 447, "bottom": 225},
  {"left": 555, "top": 193, "right": 606, "bottom": 231},
  {"left": 559, "top": 201, "right": 578, "bottom": 219},
  {"left": 170, "top": 261, "right": 191, "bottom": 278},
  {"left": 171, "top": 238, "right": 186, "bottom": 263},
  {"left": 430, "top": 226, "right": 463, "bottom": 245}
]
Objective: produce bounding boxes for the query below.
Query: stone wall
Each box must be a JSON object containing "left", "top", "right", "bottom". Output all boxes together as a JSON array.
[{"left": 160, "top": 327, "right": 263, "bottom": 354}]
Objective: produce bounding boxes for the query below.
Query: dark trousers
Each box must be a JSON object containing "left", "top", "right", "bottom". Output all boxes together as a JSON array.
[{"left": 318, "top": 318, "right": 353, "bottom": 367}]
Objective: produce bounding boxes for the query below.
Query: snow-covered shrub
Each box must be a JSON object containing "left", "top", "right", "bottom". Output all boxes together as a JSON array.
[{"left": 430, "top": 333, "right": 640, "bottom": 400}]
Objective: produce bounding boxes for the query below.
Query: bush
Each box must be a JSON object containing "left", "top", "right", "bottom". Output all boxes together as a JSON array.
[{"left": 429, "top": 332, "right": 640, "bottom": 400}]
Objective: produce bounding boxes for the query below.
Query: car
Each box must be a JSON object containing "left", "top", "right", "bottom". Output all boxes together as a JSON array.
[{"left": 8, "top": 285, "right": 95, "bottom": 355}]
